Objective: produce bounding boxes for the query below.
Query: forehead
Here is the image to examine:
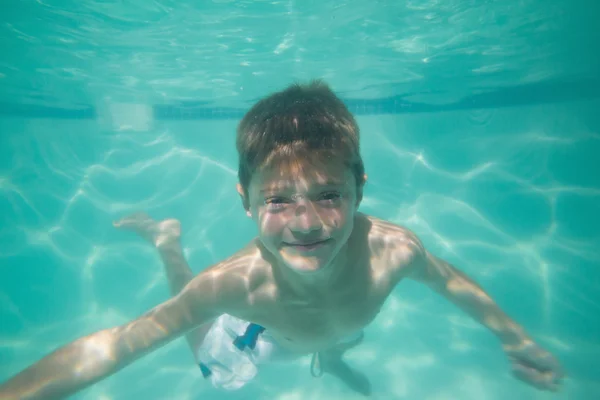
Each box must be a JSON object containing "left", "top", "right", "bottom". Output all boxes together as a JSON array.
[{"left": 250, "top": 158, "right": 353, "bottom": 193}]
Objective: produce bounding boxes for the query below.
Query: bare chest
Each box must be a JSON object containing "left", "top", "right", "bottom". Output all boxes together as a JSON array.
[{"left": 255, "top": 274, "right": 394, "bottom": 352}]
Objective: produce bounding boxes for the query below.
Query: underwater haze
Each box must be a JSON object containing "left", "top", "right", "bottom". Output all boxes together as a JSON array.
[{"left": 1, "top": 1, "right": 599, "bottom": 399}]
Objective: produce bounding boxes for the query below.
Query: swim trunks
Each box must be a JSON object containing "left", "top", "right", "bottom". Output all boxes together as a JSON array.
[{"left": 195, "top": 314, "right": 362, "bottom": 390}]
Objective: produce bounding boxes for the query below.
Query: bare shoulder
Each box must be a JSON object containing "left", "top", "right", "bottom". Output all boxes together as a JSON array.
[
  {"left": 201, "top": 240, "right": 270, "bottom": 281},
  {"left": 357, "top": 213, "right": 425, "bottom": 275},
  {"left": 186, "top": 240, "right": 272, "bottom": 315}
]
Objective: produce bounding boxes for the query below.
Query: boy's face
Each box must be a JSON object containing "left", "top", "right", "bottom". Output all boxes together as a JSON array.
[{"left": 239, "top": 159, "right": 362, "bottom": 274}]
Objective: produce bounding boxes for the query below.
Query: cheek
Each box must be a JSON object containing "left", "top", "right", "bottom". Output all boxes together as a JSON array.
[
  {"left": 335, "top": 211, "right": 352, "bottom": 232},
  {"left": 329, "top": 202, "right": 354, "bottom": 227},
  {"left": 261, "top": 222, "right": 281, "bottom": 237},
  {"left": 257, "top": 209, "right": 286, "bottom": 237}
]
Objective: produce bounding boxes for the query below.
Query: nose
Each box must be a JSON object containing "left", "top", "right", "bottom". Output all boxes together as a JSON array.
[{"left": 290, "top": 200, "right": 323, "bottom": 234}]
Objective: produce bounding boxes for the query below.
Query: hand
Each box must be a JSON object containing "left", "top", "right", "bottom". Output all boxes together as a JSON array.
[{"left": 503, "top": 338, "right": 565, "bottom": 392}]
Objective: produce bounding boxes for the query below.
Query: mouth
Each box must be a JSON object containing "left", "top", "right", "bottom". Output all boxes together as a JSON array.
[{"left": 284, "top": 239, "right": 331, "bottom": 251}]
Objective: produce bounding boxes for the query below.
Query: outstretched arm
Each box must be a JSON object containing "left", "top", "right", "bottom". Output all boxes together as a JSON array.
[
  {"left": 409, "top": 250, "right": 526, "bottom": 344},
  {"left": 406, "top": 245, "right": 564, "bottom": 391},
  {"left": 0, "top": 272, "right": 225, "bottom": 400}
]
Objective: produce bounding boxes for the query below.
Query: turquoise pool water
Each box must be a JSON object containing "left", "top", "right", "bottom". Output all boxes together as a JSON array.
[{"left": 1, "top": 1, "right": 599, "bottom": 399}]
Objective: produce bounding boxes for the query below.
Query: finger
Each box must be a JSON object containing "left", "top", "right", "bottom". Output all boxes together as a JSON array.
[
  {"left": 512, "top": 362, "right": 540, "bottom": 383},
  {"left": 509, "top": 349, "right": 565, "bottom": 378},
  {"left": 512, "top": 363, "right": 562, "bottom": 392},
  {"left": 536, "top": 352, "right": 564, "bottom": 373}
]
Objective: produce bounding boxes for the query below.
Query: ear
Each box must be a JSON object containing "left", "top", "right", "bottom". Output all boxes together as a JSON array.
[{"left": 236, "top": 183, "right": 252, "bottom": 217}]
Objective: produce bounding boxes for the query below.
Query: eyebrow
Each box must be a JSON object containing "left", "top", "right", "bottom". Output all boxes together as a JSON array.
[{"left": 259, "top": 180, "right": 347, "bottom": 194}]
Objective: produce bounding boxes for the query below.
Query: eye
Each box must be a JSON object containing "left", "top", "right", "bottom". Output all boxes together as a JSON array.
[
  {"left": 264, "top": 196, "right": 289, "bottom": 210},
  {"left": 318, "top": 191, "right": 342, "bottom": 203}
]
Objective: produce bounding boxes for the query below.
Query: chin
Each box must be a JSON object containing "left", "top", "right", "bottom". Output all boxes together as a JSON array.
[
  {"left": 280, "top": 252, "right": 333, "bottom": 274},
  {"left": 290, "top": 262, "right": 326, "bottom": 274}
]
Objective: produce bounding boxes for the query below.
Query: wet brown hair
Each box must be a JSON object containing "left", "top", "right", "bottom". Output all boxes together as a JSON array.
[{"left": 236, "top": 80, "right": 365, "bottom": 196}]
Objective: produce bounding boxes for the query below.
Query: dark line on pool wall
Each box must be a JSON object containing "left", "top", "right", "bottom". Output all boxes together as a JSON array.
[
  {"left": 0, "top": 78, "right": 598, "bottom": 120},
  {"left": 0, "top": 103, "right": 96, "bottom": 119}
]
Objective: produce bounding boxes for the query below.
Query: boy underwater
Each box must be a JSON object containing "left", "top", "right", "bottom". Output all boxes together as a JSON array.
[{"left": 0, "top": 81, "right": 564, "bottom": 399}]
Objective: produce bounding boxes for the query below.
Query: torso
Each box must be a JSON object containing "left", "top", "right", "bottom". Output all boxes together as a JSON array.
[{"left": 212, "top": 213, "right": 422, "bottom": 354}]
